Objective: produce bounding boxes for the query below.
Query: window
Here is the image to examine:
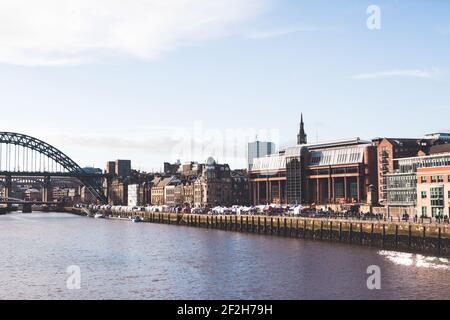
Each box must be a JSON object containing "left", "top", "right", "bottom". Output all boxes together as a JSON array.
[
  {"left": 448, "top": 175, "right": 450, "bottom": 183},
  {"left": 430, "top": 187, "right": 444, "bottom": 207},
  {"left": 421, "top": 176, "right": 427, "bottom": 183},
  {"left": 432, "top": 207, "right": 437, "bottom": 217},
  {"left": 432, "top": 207, "right": 444, "bottom": 217},
  {"left": 438, "top": 176, "right": 444, "bottom": 183},
  {"left": 431, "top": 176, "right": 437, "bottom": 183},
  {"left": 335, "top": 182, "right": 344, "bottom": 198},
  {"left": 421, "top": 191, "right": 427, "bottom": 199},
  {"left": 422, "top": 206, "right": 427, "bottom": 216}
]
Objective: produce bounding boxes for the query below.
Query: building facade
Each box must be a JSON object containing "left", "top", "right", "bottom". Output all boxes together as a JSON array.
[
  {"left": 372, "top": 138, "right": 430, "bottom": 205},
  {"left": 164, "top": 161, "right": 181, "bottom": 175},
  {"left": 148, "top": 157, "right": 241, "bottom": 208},
  {"left": 416, "top": 164, "right": 450, "bottom": 218},
  {"left": 249, "top": 138, "right": 378, "bottom": 207},
  {"left": 128, "top": 184, "right": 143, "bottom": 207},
  {"left": 150, "top": 176, "right": 174, "bottom": 205},
  {"left": 192, "top": 157, "right": 233, "bottom": 207},
  {"left": 115, "top": 160, "right": 132, "bottom": 177},
  {"left": 105, "top": 161, "right": 116, "bottom": 175},
  {"left": 231, "top": 170, "right": 249, "bottom": 206},
  {"left": 250, "top": 151, "right": 288, "bottom": 205},
  {"left": 385, "top": 152, "right": 450, "bottom": 217},
  {"left": 109, "top": 180, "right": 128, "bottom": 205}
]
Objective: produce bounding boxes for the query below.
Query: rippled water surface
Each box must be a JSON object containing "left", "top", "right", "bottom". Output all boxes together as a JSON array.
[{"left": 0, "top": 212, "right": 449, "bottom": 300}]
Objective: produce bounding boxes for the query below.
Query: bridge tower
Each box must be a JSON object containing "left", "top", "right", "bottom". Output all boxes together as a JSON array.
[
  {"left": 4, "top": 175, "right": 12, "bottom": 212},
  {"left": 42, "top": 176, "right": 53, "bottom": 203},
  {"left": 4, "top": 175, "right": 12, "bottom": 199}
]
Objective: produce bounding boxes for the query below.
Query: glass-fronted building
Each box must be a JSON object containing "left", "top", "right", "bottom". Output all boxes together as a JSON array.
[
  {"left": 385, "top": 153, "right": 450, "bottom": 217},
  {"left": 247, "top": 141, "right": 275, "bottom": 171}
]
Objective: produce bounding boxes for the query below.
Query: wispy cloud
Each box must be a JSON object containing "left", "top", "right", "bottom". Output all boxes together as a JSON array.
[
  {"left": 54, "top": 133, "right": 177, "bottom": 153},
  {"left": 352, "top": 68, "right": 440, "bottom": 80},
  {"left": 245, "top": 26, "right": 324, "bottom": 40},
  {"left": 0, "top": 0, "right": 268, "bottom": 66}
]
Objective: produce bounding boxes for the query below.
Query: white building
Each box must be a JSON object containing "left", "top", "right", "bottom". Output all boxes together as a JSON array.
[{"left": 128, "top": 184, "right": 141, "bottom": 207}]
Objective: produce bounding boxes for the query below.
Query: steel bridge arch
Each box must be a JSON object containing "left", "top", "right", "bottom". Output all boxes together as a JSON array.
[{"left": 0, "top": 132, "right": 107, "bottom": 203}]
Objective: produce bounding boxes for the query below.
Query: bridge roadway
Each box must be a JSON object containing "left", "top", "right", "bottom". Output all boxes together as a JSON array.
[
  {"left": 0, "top": 171, "right": 109, "bottom": 178},
  {"left": 0, "top": 172, "right": 111, "bottom": 204},
  {"left": 0, "top": 201, "right": 59, "bottom": 205},
  {"left": 0, "top": 199, "right": 66, "bottom": 214}
]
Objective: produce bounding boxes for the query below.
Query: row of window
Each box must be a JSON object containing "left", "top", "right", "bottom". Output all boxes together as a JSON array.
[
  {"left": 421, "top": 187, "right": 448, "bottom": 197},
  {"left": 421, "top": 206, "right": 450, "bottom": 217},
  {"left": 420, "top": 175, "right": 450, "bottom": 183}
]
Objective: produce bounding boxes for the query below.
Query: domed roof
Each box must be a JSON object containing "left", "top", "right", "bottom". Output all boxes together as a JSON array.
[{"left": 206, "top": 157, "right": 216, "bottom": 166}]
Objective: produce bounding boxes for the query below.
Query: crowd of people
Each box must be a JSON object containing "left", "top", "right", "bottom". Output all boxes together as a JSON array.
[{"left": 75, "top": 203, "right": 449, "bottom": 224}]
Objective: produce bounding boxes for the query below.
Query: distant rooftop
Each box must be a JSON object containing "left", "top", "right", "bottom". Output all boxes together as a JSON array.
[
  {"left": 251, "top": 138, "right": 371, "bottom": 171},
  {"left": 395, "top": 152, "right": 450, "bottom": 162},
  {"left": 425, "top": 132, "right": 450, "bottom": 136},
  {"left": 278, "top": 138, "right": 369, "bottom": 153},
  {"left": 429, "top": 143, "right": 450, "bottom": 155}
]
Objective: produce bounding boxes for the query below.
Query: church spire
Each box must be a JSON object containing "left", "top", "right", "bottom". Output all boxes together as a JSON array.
[{"left": 297, "top": 113, "right": 307, "bottom": 145}]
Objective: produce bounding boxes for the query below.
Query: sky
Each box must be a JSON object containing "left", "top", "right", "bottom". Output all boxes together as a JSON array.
[{"left": 1, "top": 0, "right": 449, "bottom": 171}]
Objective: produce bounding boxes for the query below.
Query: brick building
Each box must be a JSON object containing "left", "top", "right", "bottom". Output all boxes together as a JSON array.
[
  {"left": 249, "top": 138, "right": 378, "bottom": 207},
  {"left": 416, "top": 166, "right": 450, "bottom": 218},
  {"left": 192, "top": 157, "right": 233, "bottom": 207},
  {"left": 150, "top": 176, "right": 174, "bottom": 205},
  {"left": 372, "top": 138, "right": 431, "bottom": 205}
]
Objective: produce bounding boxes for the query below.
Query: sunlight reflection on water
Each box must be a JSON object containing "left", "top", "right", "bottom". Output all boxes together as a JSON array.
[{"left": 378, "top": 250, "right": 450, "bottom": 270}]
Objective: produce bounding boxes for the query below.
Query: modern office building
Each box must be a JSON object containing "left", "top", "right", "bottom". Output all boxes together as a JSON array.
[
  {"left": 416, "top": 166, "right": 450, "bottom": 217},
  {"left": 385, "top": 152, "right": 450, "bottom": 217},
  {"left": 247, "top": 140, "right": 275, "bottom": 171},
  {"left": 115, "top": 160, "right": 132, "bottom": 177},
  {"left": 372, "top": 138, "right": 432, "bottom": 205}
]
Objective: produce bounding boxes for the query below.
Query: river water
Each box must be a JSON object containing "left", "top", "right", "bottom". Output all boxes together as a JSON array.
[{"left": 0, "top": 212, "right": 449, "bottom": 300}]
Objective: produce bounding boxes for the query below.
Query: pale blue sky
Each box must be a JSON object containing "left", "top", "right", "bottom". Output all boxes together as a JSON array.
[{"left": 1, "top": 0, "right": 449, "bottom": 170}]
